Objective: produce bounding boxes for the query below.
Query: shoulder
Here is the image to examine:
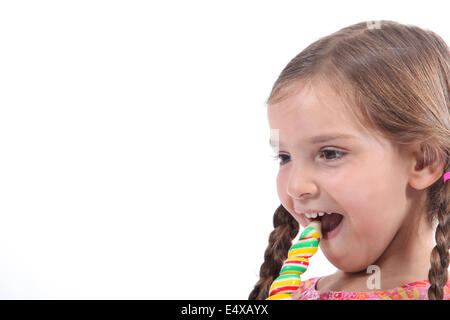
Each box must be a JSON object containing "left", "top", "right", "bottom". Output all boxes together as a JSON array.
[
  {"left": 444, "top": 281, "right": 450, "bottom": 300},
  {"left": 426, "top": 280, "right": 450, "bottom": 300},
  {"left": 406, "top": 279, "right": 450, "bottom": 300},
  {"left": 302, "top": 277, "right": 320, "bottom": 289},
  {"left": 292, "top": 277, "right": 321, "bottom": 300}
]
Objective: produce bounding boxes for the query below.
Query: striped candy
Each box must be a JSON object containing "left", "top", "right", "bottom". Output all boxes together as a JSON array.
[{"left": 266, "top": 221, "right": 321, "bottom": 300}]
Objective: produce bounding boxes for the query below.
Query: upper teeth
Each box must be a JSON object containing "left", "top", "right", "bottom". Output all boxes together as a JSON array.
[{"left": 304, "top": 212, "right": 329, "bottom": 219}]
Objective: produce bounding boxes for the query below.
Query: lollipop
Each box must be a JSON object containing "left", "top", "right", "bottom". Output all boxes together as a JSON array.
[{"left": 266, "top": 220, "right": 321, "bottom": 300}]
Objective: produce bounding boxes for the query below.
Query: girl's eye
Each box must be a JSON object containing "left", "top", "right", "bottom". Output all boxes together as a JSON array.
[
  {"left": 321, "top": 149, "right": 346, "bottom": 161},
  {"left": 271, "top": 154, "right": 290, "bottom": 165},
  {"left": 271, "top": 149, "right": 346, "bottom": 166}
]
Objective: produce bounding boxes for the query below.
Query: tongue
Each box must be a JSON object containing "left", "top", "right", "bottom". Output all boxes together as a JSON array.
[{"left": 321, "top": 213, "right": 343, "bottom": 234}]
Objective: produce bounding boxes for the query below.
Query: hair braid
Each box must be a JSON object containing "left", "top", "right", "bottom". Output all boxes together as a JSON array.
[
  {"left": 248, "top": 204, "right": 299, "bottom": 300},
  {"left": 427, "top": 174, "right": 450, "bottom": 300}
]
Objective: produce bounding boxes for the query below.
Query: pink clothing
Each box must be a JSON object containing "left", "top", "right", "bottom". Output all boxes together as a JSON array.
[{"left": 291, "top": 277, "right": 450, "bottom": 300}]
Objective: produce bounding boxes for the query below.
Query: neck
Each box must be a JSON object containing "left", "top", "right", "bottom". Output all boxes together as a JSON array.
[{"left": 377, "top": 219, "right": 434, "bottom": 284}]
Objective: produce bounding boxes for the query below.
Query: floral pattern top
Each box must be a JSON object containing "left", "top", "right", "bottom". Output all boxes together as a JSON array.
[{"left": 291, "top": 277, "right": 450, "bottom": 300}]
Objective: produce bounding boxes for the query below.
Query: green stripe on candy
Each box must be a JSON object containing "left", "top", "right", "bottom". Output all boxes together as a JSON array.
[
  {"left": 289, "top": 238, "right": 319, "bottom": 250},
  {"left": 274, "top": 273, "right": 301, "bottom": 281},
  {"left": 280, "top": 264, "right": 307, "bottom": 274},
  {"left": 299, "top": 225, "right": 318, "bottom": 239}
]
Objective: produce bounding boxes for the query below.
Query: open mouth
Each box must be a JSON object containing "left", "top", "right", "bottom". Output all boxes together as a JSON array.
[{"left": 307, "top": 213, "right": 344, "bottom": 237}]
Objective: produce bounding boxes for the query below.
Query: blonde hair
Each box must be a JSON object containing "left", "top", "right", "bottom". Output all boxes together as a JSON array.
[{"left": 249, "top": 20, "right": 449, "bottom": 300}]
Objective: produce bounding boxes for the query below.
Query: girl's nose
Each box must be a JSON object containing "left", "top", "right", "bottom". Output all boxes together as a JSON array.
[{"left": 286, "top": 173, "right": 318, "bottom": 200}]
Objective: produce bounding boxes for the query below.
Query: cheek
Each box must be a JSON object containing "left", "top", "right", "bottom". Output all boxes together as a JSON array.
[
  {"left": 335, "top": 163, "right": 402, "bottom": 214},
  {"left": 326, "top": 157, "right": 388, "bottom": 208},
  {"left": 331, "top": 169, "right": 372, "bottom": 211},
  {"left": 333, "top": 162, "right": 404, "bottom": 245}
]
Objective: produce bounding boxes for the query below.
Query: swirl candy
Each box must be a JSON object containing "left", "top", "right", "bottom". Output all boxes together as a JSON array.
[{"left": 266, "top": 220, "right": 322, "bottom": 300}]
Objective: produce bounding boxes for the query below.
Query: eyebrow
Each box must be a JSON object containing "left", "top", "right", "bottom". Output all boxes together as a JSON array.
[{"left": 269, "top": 134, "right": 357, "bottom": 147}]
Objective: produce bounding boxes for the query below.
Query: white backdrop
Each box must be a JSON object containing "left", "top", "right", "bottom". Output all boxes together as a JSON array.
[{"left": 0, "top": 0, "right": 448, "bottom": 299}]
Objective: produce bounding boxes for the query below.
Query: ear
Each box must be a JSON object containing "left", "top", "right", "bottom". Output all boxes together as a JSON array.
[{"left": 407, "top": 141, "right": 445, "bottom": 190}]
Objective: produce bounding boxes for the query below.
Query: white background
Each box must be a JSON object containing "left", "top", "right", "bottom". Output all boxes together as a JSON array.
[{"left": 0, "top": 1, "right": 448, "bottom": 299}]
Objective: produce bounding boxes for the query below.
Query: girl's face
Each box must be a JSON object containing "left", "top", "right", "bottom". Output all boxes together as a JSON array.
[{"left": 268, "top": 82, "right": 418, "bottom": 273}]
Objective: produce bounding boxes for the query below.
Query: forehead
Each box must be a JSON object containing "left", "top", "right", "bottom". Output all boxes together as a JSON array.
[{"left": 267, "top": 82, "right": 368, "bottom": 143}]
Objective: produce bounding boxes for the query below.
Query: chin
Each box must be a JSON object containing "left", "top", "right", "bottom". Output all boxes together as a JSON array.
[
  {"left": 324, "top": 251, "right": 369, "bottom": 273},
  {"left": 343, "top": 265, "right": 369, "bottom": 274},
  {"left": 335, "top": 261, "right": 371, "bottom": 274}
]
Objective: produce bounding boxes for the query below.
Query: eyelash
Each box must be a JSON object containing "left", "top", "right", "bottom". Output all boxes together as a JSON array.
[{"left": 272, "top": 149, "right": 346, "bottom": 166}]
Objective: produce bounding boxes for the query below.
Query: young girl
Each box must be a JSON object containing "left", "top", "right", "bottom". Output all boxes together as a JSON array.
[{"left": 249, "top": 20, "right": 449, "bottom": 300}]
